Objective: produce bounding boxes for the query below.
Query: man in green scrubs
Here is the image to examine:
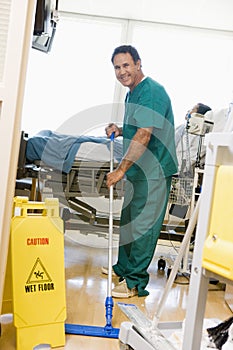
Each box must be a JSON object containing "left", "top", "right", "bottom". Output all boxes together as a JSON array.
[{"left": 104, "top": 45, "right": 178, "bottom": 298}]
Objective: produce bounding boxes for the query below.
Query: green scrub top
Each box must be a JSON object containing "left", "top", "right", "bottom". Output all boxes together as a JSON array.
[{"left": 123, "top": 77, "right": 178, "bottom": 180}]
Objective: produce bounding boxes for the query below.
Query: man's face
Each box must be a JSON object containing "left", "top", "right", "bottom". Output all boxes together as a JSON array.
[{"left": 113, "top": 52, "right": 141, "bottom": 91}]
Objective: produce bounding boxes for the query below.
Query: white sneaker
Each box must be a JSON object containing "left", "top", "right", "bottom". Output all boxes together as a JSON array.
[
  {"left": 112, "top": 279, "right": 138, "bottom": 298},
  {"left": 101, "top": 266, "right": 118, "bottom": 277}
]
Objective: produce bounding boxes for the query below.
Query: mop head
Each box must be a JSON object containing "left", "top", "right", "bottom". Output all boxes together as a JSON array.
[{"left": 65, "top": 323, "right": 119, "bottom": 339}]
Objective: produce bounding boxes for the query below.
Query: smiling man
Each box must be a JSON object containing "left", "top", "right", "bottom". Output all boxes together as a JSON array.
[{"left": 103, "top": 45, "right": 178, "bottom": 298}]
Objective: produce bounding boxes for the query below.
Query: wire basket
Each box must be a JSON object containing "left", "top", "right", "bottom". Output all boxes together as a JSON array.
[{"left": 169, "top": 176, "right": 194, "bottom": 206}]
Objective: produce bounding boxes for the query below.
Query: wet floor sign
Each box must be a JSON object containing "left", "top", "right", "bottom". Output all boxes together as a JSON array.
[{"left": 9, "top": 197, "right": 66, "bottom": 350}]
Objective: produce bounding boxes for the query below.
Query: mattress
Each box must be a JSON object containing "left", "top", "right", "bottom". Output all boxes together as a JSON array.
[{"left": 75, "top": 138, "right": 123, "bottom": 163}]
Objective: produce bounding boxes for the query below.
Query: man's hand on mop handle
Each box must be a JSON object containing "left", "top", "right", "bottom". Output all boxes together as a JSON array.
[
  {"left": 107, "top": 167, "right": 125, "bottom": 189},
  {"left": 105, "top": 123, "right": 122, "bottom": 138}
]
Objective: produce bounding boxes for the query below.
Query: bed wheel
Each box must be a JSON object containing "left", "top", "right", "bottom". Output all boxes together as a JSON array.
[
  {"left": 158, "top": 256, "right": 166, "bottom": 270},
  {"left": 62, "top": 207, "right": 71, "bottom": 221}
]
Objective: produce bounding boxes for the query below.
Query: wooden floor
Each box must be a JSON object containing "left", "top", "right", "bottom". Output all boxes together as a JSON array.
[{"left": 0, "top": 228, "right": 232, "bottom": 349}]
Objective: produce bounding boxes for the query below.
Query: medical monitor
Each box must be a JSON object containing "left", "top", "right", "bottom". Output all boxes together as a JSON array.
[{"left": 32, "top": 0, "right": 59, "bottom": 53}]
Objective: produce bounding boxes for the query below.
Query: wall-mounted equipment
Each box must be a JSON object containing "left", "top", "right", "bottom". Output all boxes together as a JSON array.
[{"left": 32, "top": 0, "right": 59, "bottom": 53}]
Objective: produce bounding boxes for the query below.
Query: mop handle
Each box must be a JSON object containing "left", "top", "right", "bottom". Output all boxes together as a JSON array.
[{"left": 107, "top": 132, "right": 114, "bottom": 297}]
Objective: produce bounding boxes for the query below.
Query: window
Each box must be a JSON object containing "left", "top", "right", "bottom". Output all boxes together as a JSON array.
[
  {"left": 22, "top": 14, "right": 126, "bottom": 136},
  {"left": 130, "top": 20, "right": 233, "bottom": 125},
  {"left": 22, "top": 13, "right": 233, "bottom": 135}
]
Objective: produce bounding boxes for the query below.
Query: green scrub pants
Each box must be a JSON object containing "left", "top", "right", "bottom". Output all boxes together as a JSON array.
[{"left": 113, "top": 176, "right": 172, "bottom": 296}]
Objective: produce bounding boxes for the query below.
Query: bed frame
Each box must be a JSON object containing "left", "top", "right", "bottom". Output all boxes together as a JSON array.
[
  {"left": 15, "top": 131, "right": 124, "bottom": 223},
  {"left": 15, "top": 131, "right": 188, "bottom": 241}
]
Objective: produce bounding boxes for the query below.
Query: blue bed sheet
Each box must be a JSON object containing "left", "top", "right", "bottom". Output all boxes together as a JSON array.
[{"left": 26, "top": 130, "right": 123, "bottom": 173}]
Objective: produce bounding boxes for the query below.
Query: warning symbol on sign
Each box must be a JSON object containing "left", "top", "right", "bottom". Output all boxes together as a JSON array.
[{"left": 26, "top": 257, "right": 52, "bottom": 284}]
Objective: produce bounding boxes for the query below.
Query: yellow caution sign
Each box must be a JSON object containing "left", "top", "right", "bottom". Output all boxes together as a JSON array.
[
  {"left": 202, "top": 165, "right": 233, "bottom": 280},
  {"left": 10, "top": 197, "right": 66, "bottom": 350}
]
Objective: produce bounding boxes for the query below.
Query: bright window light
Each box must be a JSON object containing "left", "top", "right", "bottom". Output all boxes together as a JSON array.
[
  {"left": 22, "top": 15, "right": 125, "bottom": 136},
  {"left": 130, "top": 21, "right": 233, "bottom": 125},
  {"left": 22, "top": 14, "right": 233, "bottom": 135}
]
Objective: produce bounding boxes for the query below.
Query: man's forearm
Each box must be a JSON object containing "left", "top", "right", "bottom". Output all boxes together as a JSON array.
[{"left": 118, "top": 127, "right": 152, "bottom": 174}]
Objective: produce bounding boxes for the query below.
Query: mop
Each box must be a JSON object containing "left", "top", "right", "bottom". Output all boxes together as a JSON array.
[{"left": 65, "top": 132, "right": 119, "bottom": 338}]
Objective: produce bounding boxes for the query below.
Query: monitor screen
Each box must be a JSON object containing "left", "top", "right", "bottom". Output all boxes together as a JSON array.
[{"left": 32, "top": 0, "right": 58, "bottom": 53}]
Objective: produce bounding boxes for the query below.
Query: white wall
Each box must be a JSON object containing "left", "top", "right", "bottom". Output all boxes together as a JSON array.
[
  {"left": 59, "top": 0, "right": 233, "bottom": 31},
  {"left": 0, "top": 0, "right": 35, "bottom": 314}
]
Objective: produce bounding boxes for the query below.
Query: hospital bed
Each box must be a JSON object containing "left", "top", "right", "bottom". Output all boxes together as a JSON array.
[
  {"left": 16, "top": 130, "right": 124, "bottom": 225},
  {"left": 16, "top": 129, "right": 196, "bottom": 241}
]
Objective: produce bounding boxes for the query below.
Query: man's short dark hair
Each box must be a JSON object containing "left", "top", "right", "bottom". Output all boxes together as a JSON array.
[{"left": 111, "top": 45, "right": 141, "bottom": 64}]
